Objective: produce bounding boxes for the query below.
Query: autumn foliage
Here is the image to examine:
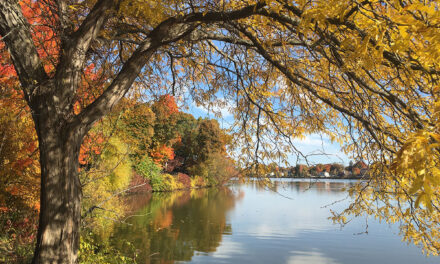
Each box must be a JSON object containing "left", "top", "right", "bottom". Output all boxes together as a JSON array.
[
  {"left": 3, "top": 0, "right": 440, "bottom": 260},
  {"left": 0, "top": 15, "right": 40, "bottom": 212}
]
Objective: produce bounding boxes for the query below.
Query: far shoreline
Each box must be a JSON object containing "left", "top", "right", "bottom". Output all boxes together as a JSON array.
[{"left": 241, "top": 176, "right": 368, "bottom": 180}]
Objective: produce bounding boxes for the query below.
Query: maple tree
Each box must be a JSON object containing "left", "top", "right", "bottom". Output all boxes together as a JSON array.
[
  {"left": 150, "top": 94, "right": 180, "bottom": 166},
  {"left": 0, "top": 3, "right": 50, "bottom": 259},
  {"left": 1, "top": 0, "right": 440, "bottom": 262},
  {"left": 0, "top": 0, "right": 59, "bottom": 211},
  {"left": 0, "top": 76, "right": 39, "bottom": 211},
  {"left": 118, "top": 100, "right": 156, "bottom": 162}
]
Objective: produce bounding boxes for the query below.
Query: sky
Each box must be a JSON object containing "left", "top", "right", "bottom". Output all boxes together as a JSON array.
[{"left": 183, "top": 101, "right": 350, "bottom": 166}]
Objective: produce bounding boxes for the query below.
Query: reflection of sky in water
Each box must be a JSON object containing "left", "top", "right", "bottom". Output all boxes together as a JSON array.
[
  {"left": 208, "top": 238, "right": 244, "bottom": 259},
  {"left": 189, "top": 179, "right": 439, "bottom": 264},
  {"left": 287, "top": 251, "right": 340, "bottom": 264},
  {"left": 228, "top": 181, "right": 348, "bottom": 238}
]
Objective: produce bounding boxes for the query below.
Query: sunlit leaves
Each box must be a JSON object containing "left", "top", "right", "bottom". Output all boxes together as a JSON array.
[{"left": 2, "top": 0, "right": 440, "bottom": 257}]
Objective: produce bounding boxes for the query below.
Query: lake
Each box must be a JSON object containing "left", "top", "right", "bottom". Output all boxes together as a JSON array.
[{"left": 110, "top": 179, "right": 440, "bottom": 263}]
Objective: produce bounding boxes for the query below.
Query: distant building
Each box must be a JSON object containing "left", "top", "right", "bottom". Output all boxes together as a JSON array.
[
  {"left": 354, "top": 161, "right": 368, "bottom": 170},
  {"left": 319, "top": 171, "right": 330, "bottom": 177}
]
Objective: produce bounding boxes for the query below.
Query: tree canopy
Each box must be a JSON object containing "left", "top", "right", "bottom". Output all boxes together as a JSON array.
[{"left": 0, "top": 0, "right": 439, "bottom": 261}]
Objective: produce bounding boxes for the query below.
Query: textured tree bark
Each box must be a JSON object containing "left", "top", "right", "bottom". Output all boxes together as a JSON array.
[{"left": 30, "top": 94, "right": 84, "bottom": 264}]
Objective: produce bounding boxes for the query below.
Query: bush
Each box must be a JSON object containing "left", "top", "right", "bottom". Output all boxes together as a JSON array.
[
  {"left": 81, "top": 136, "right": 133, "bottom": 233},
  {"left": 127, "top": 172, "right": 152, "bottom": 193},
  {"left": 162, "top": 174, "right": 177, "bottom": 190},
  {"left": 177, "top": 173, "right": 191, "bottom": 188},
  {"left": 157, "top": 174, "right": 188, "bottom": 191},
  {"left": 136, "top": 157, "right": 195, "bottom": 191},
  {"left": 135, "top": 156, "right": 165, "bottom": 191},
  {"left": 188, "top": 152, "right": 237, "bottom": 186},
  {"left": 101, "top": 137, "right": 133, "bottom": 191},
  {"left": 191, "top": 176, "right": 206, "bottom": 188},
  {"left": 135, "top": 155, "right": 161, "bottom": 180},
  {"left": 0, "top": 207, "right": 37, "bottom": 263},
  {"left": 188, "top": 163, "right": 209, "bottom": 182},
  {"left": 79, "top": 231, "right": 136, "bottom": 264}
]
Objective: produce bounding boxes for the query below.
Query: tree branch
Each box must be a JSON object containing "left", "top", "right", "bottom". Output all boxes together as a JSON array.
[
  {"left": 54, "top": 0, "right": 117, "bottom": 116},
  {"left": 75, "top": 2, "right": 269, "bottom": 129},
  {"left": 234, "top": 24, "right": 401, "bottom": 151},
  {"left": 0, "top": 0, "right": 48, "bottom": 101}
]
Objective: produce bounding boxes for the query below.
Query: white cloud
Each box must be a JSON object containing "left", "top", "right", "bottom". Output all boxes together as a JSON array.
[
  {"left": 289, "top": 133, "right": 348, "bottom": 164},
  {"left": 292, "top": 134, "right": 328, "bottom": 147},
  {"left": 287, "top": 251, "right": 341, "bottom": 264},
  {"left": 191, "top": 100, "right": 233, "bottom": 119}
]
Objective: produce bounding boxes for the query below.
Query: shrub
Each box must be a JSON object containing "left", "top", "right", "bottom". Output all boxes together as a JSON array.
[
  {"left": 135, "top": 155, "right": 166, "bottom": 191},
  {"left": 188, "top": 163, "right": 208, "bottom": 182},
  {"left": 165, "top": 156, "right": 184, "bottom": 172},
  {"left": 127, "top": 172, "right": 152, "bottom": 193},
  {"left": 81, "top": 136, "right": 133, "bottom": 233},
  {"left": 79, "top": 231, "right": 136, "bottom": 264},
  {"left": 191, "top": 176, "right": 206, "bottom": 188},
  {"left": 177, "top": 173, "right": 191, "bottom": 188},
  {"left": 0, "top": 207, "right": 37, "bottom": 263},
  {"left": 135, "top": 155, "right": 161, "bottom": 180},
  {"left": 100, "top": 137, "right": 133, "bottom": 191},
  {"left": 188, "top": 152, "right": 237, "bottom": 186},
  {"left": 162, "top": 174, "right": 177, "bottom": 191}
]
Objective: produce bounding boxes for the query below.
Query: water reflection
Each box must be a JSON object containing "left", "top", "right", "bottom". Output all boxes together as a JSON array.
[
  {"left": 247, "top": 178, "right": 354, "bottom": 194},
  {"left": 110, "top": 179, "right": 439, "bottom": 264},
  {"left": 111, "top": 188, "right": 241, "bottom": 263},
  {"left": 287, "top": 251, "right": 340, "bottom": 264}
]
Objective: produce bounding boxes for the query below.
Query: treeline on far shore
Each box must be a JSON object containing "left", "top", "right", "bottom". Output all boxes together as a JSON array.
[{"left": 259, "top": 161, "right": 369, "bottom": 179}]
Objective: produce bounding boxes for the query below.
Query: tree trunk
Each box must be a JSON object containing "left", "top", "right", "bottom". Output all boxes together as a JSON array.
[{"left": 31, "top": 101, "right": 84, "bottom": 264}]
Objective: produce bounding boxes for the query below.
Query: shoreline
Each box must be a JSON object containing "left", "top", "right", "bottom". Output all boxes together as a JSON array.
[
  {"left": 244, "top": 176, "right": 368, "bottom": 180},
  {"left": 273, "top": 176, "right": 366, "bottom": 180}
]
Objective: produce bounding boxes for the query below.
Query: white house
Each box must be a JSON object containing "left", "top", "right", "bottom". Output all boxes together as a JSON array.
[{"left": 319, "top": 171, "right": 330, "bottom": 177}]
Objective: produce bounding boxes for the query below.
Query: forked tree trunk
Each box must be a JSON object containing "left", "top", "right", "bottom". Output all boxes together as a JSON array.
[{"left": 31, "top": 103, "right": 85, "bottom": 264}]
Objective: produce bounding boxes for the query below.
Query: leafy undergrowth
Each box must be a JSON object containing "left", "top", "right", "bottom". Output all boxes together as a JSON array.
[
  {"left": 134, "top": 155, "right": 212, "bottom": 192},
  {"left": 0, "top": 206, "right": 38, "bottom": 263},
  {"left": 79, "top": 231, "right": 137, "bottom": 264}
]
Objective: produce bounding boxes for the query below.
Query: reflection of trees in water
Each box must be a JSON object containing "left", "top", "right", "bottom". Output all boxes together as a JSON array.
[
  {"left": 286, "top": 180, "right": 355, "bottom": 194},
  {"left": 293, "top": 181, "right": 348, "bottom": 194},
  {"left": 123, "top": 192, "right": 153, "bottom": 214},
  {"left": 110, "top": 187, "right": 239, "bottom": 263},
  {"left": 248, "top": 179, "right": 355, "bottom": 194}
]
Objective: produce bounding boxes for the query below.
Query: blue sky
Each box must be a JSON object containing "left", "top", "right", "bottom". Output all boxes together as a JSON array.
[{"left": 183, "top": 101, "right": 349, "bottom": 166}]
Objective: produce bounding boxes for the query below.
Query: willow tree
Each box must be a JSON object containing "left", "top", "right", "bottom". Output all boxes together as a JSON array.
[{"left": 0, "top": 0, "right": 439, "bottom": 262}]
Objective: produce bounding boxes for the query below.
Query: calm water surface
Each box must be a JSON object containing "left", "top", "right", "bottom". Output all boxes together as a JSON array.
[{"left": 111, "top": 179, "right": 440, "bottom": 263}]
